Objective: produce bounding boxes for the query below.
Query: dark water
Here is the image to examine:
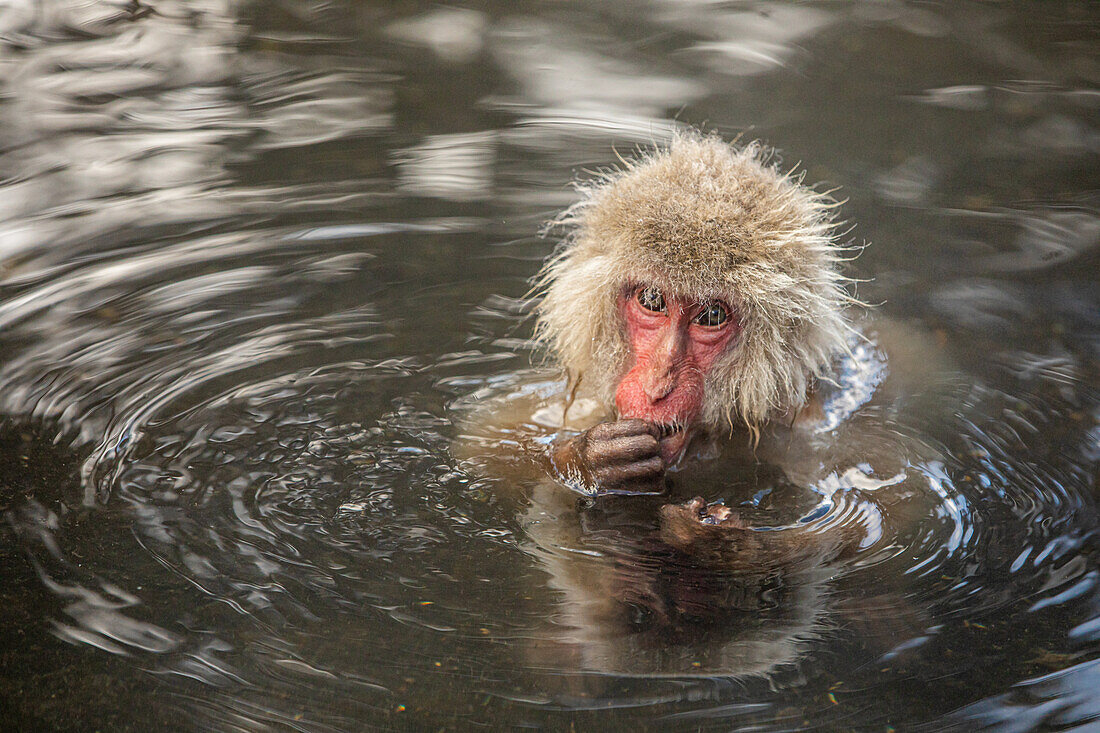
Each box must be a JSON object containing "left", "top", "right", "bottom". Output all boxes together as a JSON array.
[{"left": 0, "top": 1, "right": 1097, "bottom": 730}]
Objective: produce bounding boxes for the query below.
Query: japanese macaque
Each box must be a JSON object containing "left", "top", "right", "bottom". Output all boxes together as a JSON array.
[
  {"left": 536, "top": 132, "right": 852, "bottom": 494},
  {"left": 456, "top": 131, "right": 942, "bottom": 678}
]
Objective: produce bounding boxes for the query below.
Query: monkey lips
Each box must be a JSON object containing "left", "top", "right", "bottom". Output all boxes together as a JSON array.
[{"left": 654, "top": 422, "right": 693, "bottom": 465}]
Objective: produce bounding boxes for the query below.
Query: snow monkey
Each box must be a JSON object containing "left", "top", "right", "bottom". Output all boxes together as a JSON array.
[
  {"left": 536, "top": 131, "right": 852, "bottom": 494},
  {"left": 456, "top": 131, "right": 943, "bottom": 676}
]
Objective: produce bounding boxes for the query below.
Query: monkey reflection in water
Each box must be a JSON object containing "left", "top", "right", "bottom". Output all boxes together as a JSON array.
[{"left": 457, "top": 132, "right": 944, "bottom": 677}]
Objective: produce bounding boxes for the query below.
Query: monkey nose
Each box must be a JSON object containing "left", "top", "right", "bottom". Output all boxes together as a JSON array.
[{"left": 643, "top": 372, "right": 676, "bottom": 402}]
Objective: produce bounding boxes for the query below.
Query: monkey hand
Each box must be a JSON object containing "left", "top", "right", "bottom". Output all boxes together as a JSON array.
[
  {"left": 659, "top": 497, "right": 749, "bottom": 563},
  {"left": 550, "top": 419, "right": 665, "bottom": 495},
  {"left": 660, "top": 497, "right": 852, "bottom": 572}
]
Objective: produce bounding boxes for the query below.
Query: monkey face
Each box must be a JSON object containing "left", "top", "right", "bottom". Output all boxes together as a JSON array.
[
  {"left": 536, "top": 134, "right": 854, "bottom": 431},
  {"left": 614, "top": 285, "right": 739, "bottom": 464}
]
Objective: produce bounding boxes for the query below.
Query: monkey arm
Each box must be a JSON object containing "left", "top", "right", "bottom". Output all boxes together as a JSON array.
[{"left": 452, "top": 374, "right": 669, "bottom": 496}]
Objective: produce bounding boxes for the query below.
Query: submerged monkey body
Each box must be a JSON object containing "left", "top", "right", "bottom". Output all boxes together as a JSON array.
[{"left": 458, "top": 131, "right": 903, "bottom": 551}]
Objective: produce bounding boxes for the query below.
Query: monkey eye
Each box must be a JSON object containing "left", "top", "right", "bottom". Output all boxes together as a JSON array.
[
  {"left": 636, "top": 286, "right": 666, "bottom": 313},
  {"left": 693, "top": 301, "right": 729, "bottom": 327}
]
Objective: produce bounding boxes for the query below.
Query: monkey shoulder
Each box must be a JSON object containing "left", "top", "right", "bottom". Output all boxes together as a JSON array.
[
  {"left": 787, "top": 317, "right": 953, "bottom": 435},
  {"left": 752, "top": 318, "right": 954, "bottom": 544}
]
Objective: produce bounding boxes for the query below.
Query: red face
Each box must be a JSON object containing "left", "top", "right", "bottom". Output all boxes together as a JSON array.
[{"left": 614, "top": 285, "right": 739, "bottom": 464}]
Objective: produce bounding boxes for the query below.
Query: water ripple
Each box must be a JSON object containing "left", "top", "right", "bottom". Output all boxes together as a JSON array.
[{"left": 0, "top": 1, "right": 1096, "bottom": 731}]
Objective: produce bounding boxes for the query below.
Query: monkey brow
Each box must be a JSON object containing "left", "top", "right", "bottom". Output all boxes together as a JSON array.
[
  {"left": 624, "top": 281, "right": 683, "bottom": 298},
  {"left": 624, "top": 281, "right": 733, "bottom": 310}
]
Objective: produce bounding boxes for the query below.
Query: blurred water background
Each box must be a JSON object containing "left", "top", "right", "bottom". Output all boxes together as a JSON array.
[{"left": 0, "top": 1, "right": 1097, "bottom": 730}]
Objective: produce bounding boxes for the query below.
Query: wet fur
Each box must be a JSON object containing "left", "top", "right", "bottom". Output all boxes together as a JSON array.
[{"left": 535, "top": 131, "right": 858, "bottom": 432}]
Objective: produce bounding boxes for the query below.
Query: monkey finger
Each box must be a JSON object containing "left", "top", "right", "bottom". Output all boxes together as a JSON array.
[
  {"left": 593, "top": 455, "right": 664, "bottom": 486},
  {"left": 585, "top": 422, "right": 620, "bottom": 442},
  {"left": 585, "top": 434, "right": 660, "bottom": 466},
  {"left": 590, "top": 419, "right": 660, "bottom": 441}
]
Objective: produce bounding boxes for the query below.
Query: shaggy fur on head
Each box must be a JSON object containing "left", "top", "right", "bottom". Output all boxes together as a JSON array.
[{"left": 534, "top": 131, "right": 858, "bottom": 431}]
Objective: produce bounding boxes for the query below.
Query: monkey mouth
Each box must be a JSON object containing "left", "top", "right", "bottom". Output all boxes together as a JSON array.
[
  {"left": 655, "top": 422, "right": 684, "bottom": 439},
  {"left": 655, "top": 423, "right": 691, "bottom": 464}
]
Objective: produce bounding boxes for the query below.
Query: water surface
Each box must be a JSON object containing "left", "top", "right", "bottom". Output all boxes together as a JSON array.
[{"left": 0, "top": 1, "right": 1097, "bottom": 730}]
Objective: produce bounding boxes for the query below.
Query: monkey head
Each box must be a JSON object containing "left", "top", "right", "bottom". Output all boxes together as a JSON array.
[{"left": 535, "top": 132, "right": 855, "bottom": 463}]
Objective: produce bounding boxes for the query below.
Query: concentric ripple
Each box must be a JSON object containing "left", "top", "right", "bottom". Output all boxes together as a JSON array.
[{"left": 0, "top": 1, "right": 1097, "bottom": 731}]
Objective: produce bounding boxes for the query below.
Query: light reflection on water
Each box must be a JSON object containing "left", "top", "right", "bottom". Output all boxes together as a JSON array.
[{"left": 0, "top": 1, "right": 1096, "bottom": 730}]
